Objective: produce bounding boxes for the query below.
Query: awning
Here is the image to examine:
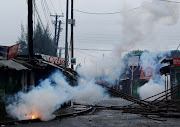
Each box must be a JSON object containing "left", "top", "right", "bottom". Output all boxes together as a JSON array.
[
  {"left": 42, "top": 61, "right": 64, "bottom": 70},
  {"left": 0, "top": 60, "right": 28, "bottom": 70},
  {"left": 42, "top": 61, "right": 74, "bottom": 77}
]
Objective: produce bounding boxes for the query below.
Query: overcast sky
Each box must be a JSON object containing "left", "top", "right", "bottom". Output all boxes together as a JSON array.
[{"left": 0, "top": 0, "right": 180, "bottom": 65}]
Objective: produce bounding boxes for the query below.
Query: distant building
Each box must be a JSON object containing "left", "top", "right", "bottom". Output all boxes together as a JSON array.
[
  {"left": 119, "top": 50, "right": 180, "bottom": 98},
  {"left": 160, "top": 50, "right": 180, "bottom": 99},
  {"left": 0, "top": 54, "right": 78, "bottom": 96}
]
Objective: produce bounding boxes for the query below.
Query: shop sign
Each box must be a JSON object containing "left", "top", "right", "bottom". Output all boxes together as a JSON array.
[{"left": 173, "top": 58, "right": 180, "bottom": 67}]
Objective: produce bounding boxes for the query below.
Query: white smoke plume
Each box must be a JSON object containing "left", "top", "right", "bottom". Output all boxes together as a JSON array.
[
  {"left": 138, "top": 79, "right": 165, "bottom": 100},
  {"left": 114, "top": 1, "right": 179, "bottom": 54},
  {"left": 6, "top": 71, "right": 108, "bottom": 121},
  {"left": 77, "top": 1, "right": 179, "bottom": 86},
  {"left": 143, "top": 1, "right": 179, "bottom": 25},
  {"left": 140, "top": 51, "right": 171, "bottom": 73},
  {"left": 129, "top": 1, "right": 178, "bottom": 100},
  {"left": 138, "top": 51, "right": 171, "bottom": 100},
  {"left": 77, "top": 58, "right": 125, "bottom": 84},
  {"left": 5, "top": 1, "right": 179, "bottom": 122}
]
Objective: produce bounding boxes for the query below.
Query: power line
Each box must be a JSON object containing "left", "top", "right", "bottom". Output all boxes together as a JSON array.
[
  {"left": 41, "top": 0, "right": 54, "bottom": 33},
  {"left": 34, "top": 0, "right": 59, "bottom": 51},
  {"left": 171, "top": 44, "right": 180, "bottom": 57},
  {"left": 73, "top": 0, "right": 180, "bottom": 15},
  {"left": 58, "top": 0, "right": 63, "bottom": 13},
  {"left": 75, "top": 48, "right": 112, "bottom": 51},
  {"left": 74, "top": 9, "right": 127, "bottom": 15},
  {"left": 33, "top": 1, "right": 46, "bottom": 31},
  {"left": 59, "top": 47, "right": 112, "bottom": 51},
  {"left": 49, "top": 0, "right": 57, "bottom": 14},
  {"left": 158, "top": 0, "right": 180, "bottom": 3},
  {"left": 73, "top": 1, "right": 157, "bottom": 15},
  {"left": 75, "top": 49, "right": 97, "bottom": 58},
  {"left": 44, "top": 0, "right": 51, "bottom": 14}
]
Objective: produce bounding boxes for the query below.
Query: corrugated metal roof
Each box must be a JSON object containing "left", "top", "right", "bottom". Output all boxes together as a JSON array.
[
  {"left": 0, "top": 60, "right": 28, "bottom": 70},
  {"left": 42, "top": 61, "right": 74, "bottom": 76}
]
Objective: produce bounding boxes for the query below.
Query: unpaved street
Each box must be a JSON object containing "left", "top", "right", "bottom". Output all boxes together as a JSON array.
[{"left": 7, "top": 98, "right": 180, "bottom": 127}]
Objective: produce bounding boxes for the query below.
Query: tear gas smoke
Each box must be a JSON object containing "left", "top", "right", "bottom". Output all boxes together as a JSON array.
[
  {"left": 113, "top": 1, "right": 179, "bottom": 99},
  {"left": 114, "top": 1, "right": 179, "bottom": 54},
  {"left": 77, "top": 58, "right": 125, "bottom": 84},
  {"left": 5, "top": 1, "right": 179, "bottom": 121},
  {"left": 138, "top": 79, "right": 165, "bottom": 100},
  {"left": 143, "top": 1, "right": 179, "bottom": 25},
  {"left": 138, "top": 51, "right": 171, "bottom": 100},
  {"left": 77, "top": 1, "right": 179, "bottom": 88},
  {"left": 140, "top": 51, "right": 171, "bottom": 75},
  {"left": 6, "top": 71, "right": 108, "bottom": 121}
]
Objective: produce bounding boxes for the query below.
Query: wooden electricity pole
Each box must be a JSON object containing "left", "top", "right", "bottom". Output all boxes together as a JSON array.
[
  {"left": 51, "top": 14, "right": 63, "bottom": 56},
  {"left": 65, "top": 0, "right": 69, "bottom": 69},
  {"left": 70, "top": 0, "right": 74, "bottom": 69},
  {"left": 53, "top": 15, "right": 58, "bottom": 46},
  {"left": 28, "top": 0, "right": 33, "bottom": 60},
  {"left": 50, "top": 14, "right": 63, "bottom": 46},
  {"left": 56, "top": 20, "right": 62, "bottom": 47}
]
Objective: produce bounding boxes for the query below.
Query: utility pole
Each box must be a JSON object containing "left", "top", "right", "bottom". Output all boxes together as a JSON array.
[
  {"left": 51, "top": 14, "right": 63, "bottom": 56},
  {"left": 70, "top": 0, "right": 74, "bottom": 69},
  {"left": 59, "top": 47, "right": 62, "bottom": 58},
  {"left": 28, "top": 0, "right": 33, "bottom": 60},
  {"left": 54, "top": 15, "right": 58, "bottom": 46},
  {"left": 56, "top": 20, "right": 62, "bottom": 49},
  {"left": 50, "top": 14, "right": 63, "bottom": 46},
  {"left": 65, "top": 0, "right": 69, "bottom": 69}
]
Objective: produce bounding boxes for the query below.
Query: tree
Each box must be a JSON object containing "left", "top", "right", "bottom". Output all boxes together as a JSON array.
[
  {"left": 17, "top": 23, "right": 57, "bottom": 56},
  {"left": 17, "top": 25, "right": 28, "bottom": 55}
]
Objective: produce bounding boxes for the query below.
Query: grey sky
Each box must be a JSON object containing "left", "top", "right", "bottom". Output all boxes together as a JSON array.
[{"left": 0, "top": 0, "right": 179, "bottom": 65}]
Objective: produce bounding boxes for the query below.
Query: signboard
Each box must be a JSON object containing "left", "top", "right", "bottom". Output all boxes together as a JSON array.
[
  {"left": 0, "top": 46, "right": 8, "bottom": 60},
  {"left": 68, "top": 19, "right": 75, "bottom": 26},
  {"left": 71, "top": 58, "right": 76, "bottom": 65},
  {"left": 128, "top": 56, "right": 139, "bottom": 66},
  {"left": 39, "top": 54, "right": 65, "bottom": 65},
  {"left": 140, "top": 67, "right": 154, "bottom": 80},
  {"left": 173, "top": 58, "right": 180, "bottom": 67},
  {"left": 8, "top": 43, "right": 19, "bottom": 60}
]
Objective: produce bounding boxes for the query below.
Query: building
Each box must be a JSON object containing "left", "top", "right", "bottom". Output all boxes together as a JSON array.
[
  {"left": 118, "top": 50, "right": 180, "bottom": 98},
  {"left": 160, "top": 50, "right": 180, "bottom": 99}
]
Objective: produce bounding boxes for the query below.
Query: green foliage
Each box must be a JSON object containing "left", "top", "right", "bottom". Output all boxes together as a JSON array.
[
  {"left": 128, "top": 50, "right": 144, "bottom": 56},
  {"left": 17, "top": 23, "right": 57, "bottom": 56},
  {"left": 17, "top": 24, "right": 28, "bottom": 55}
]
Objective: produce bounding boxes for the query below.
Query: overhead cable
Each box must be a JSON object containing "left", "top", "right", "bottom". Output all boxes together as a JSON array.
[
  {"left": 171, "top": 44, "right": 180, "bottom": 57},
  {"left": 41, "top": 0, "right": 54, "bottom": 33},
  {"left": 59, "top": 47, "right": 112, "bottom": 51},
  {"left": 73, "top": 1, "right": 157, "bottom": 15},
  {"left": 74, "top": 0, "right": 180, "bottom": 15},
  {"left": 158, "top": 0, "right": 180, "bottom": 3},
  {"left": 33, "top": 1, "right": 46, "bottom": 31},
  {"left": 75, "top": 50, "right": 97, "bottom": 58},
  {"left": 49, "top": 0, "right": 57, "bottom": 14}
]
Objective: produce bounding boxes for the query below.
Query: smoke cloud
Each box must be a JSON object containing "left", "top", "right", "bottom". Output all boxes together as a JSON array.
[
  {"left": 77, "top": 1, "right": 179, "bottom": 87},
  {"left": 138, "top": 79, "right": 165, "bottom": 100},
  {"left": 114, "top": 1, "right": 179, "bottom": 55},
  {"left": 77, "top": 58, "right": 125, "bottom": 84},
  {"left": 6, "top": 71, "right": 108, "bottom": 121},
  {"left": 5, "top": 1, "right": 179, "bottom": 122},
  {"left": 138, "top": 51, "right": 170, "bottom": 100},
  {"left": 143, "top": 1, "right": 179, "bottom": 25},
  {"left": 114, "top": 1, "right": 179, "bottom": 99}
]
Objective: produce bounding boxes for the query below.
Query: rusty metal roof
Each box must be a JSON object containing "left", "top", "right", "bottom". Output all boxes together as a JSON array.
[{"left": 0, "top": 60, "right": 28, "bottom": 70}]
